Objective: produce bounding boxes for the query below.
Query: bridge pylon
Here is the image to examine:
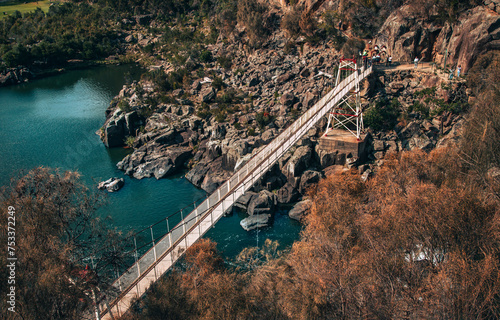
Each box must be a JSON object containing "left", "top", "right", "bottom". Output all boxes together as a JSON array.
[{"left": 324, "top": 58, "right": 364, "bottom": 140}]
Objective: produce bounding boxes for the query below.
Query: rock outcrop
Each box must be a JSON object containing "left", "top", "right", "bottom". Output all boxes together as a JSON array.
[
  {"left": 289, "top": 199, "right": 312, "bottom": 221},
  {"left": 375, "top": 5, "right": 442, "bottom": 63},
  {"left": 102, "top": 109, "right": 145, "bottom": 148},
  {"left": 98, "top": 177, "right": 125, "bottom": 192},
  {"left": 118, "top": 145, "right": 192, "bottom": 179},
  {"left": 240, "top": 214, "right": 272, "bottom": 231},
  {"left": 376, "top": 5, "right": 500, "bottom": 71},
  {"left": 247, "top": 190, "right": 277, "bottom": 215},
  {"left": 0, "top": 67, "right": 33, "bottom": 87},
  {"left": 433, "top": 6, "right": 500, "bottom": 72}
]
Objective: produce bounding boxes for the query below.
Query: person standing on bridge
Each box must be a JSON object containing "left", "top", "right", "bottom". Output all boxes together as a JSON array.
[
  {"left": 362, "top": 50, "right": 369, "bottom": 68},
  {"left": 386, "top": 55, "right": 392, "bottom": 67},
  {"left": 414, "top": 56, "right": 419, "bottom": 69}
]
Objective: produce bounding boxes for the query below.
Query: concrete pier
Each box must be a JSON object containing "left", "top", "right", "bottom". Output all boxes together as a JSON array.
[{"left": 319, "top": 128, "right": 368, "bottom": 159}]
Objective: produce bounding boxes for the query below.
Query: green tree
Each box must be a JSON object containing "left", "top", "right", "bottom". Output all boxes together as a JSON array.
[{"left": 364, "top": 98, "right": 401, "bottom": 131}]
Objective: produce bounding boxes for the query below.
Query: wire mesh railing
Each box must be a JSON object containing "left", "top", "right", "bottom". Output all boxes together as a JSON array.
[{"left": 98, "top": 65, "right": 372, "bottom": 319}]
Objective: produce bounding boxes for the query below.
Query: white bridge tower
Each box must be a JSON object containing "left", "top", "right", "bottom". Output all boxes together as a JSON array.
[{"left": 324, "top": 58, "right": 364, "bottom": 140}]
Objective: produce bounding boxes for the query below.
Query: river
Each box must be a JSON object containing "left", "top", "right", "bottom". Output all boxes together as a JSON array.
[{"left": 0, "top": 64, "right": 301, "bottom": 259}]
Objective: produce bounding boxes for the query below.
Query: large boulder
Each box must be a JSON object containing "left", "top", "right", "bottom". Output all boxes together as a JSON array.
[
  {"left": 315, "top": 147, "right": 338, "bottom": 168},
  {"left": 103, "top": 120, "right": 126, "bottom": 148},
  {"left": 280, "top": 92, "right": 296, "bottom": 106},
  {"left": 282, "top": 146, "right": 312, "bottom": 179},
  {"left": 117, "top": 146, "right": 192, "bottom": 180},
  {"left": 299, "top": 170, "right": 322, "bottom": 194},
  {"left": 277, "top": 182, "right": 300, "bottom": 204},
  {"left": 187, "top": 157, "right": 232, "bottom": 193},
  {"left": 289, "top": 199, "right": 312, "bottom": 221},
  {"left": 247, "top": 190, "right": 277, "bottom": 215},
  {"left": 234, "top": 192, "right": 258, "bottom": 211},
  {"left": 200, "top": 87, "right": 216, "bottom": 103},
  {"left": 97, "top": 177, "right": 125, "bottom": 192},
  {"left": 240, "top": 214, "right": 272, "bottom": 231},
  {"left": 185, "top": 161, "right": 210, "bottom": 186},
  {"left": 302, "top": 91, "right": 317, "bottom": 108},
  {"left": 102, "top": 110, "right": 144, "bottom": 148},
  {"left": 222, "top": 139, "right": 251, "bottom": 171}
]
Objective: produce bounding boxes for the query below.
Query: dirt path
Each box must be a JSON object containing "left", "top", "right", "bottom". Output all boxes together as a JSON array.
[
  {"left": 372, "top": 61, "right": 461, "bottom": 83},
  {"left": 375, "top": 62, "right": 435, "bottom": 73}
]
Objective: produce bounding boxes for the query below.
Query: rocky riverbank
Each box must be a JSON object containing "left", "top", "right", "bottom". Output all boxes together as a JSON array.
[
  {"left": 0, "top": 67, "right": 33, "bottom": 86},
  {"left": 0, "top": 60, "right": 127, "bottom": 87}
]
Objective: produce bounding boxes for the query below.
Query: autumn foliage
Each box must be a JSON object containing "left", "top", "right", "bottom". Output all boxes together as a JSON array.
[{"left": 126, "top": 147, "right": 500, "bottom": 319}]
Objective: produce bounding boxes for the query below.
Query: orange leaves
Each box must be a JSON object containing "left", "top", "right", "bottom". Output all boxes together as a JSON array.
[
  {"left": 286, "top": 148, "right": 500, "bottom": 318},
  {"left": 133, "top": 147, "right": 500, "bottom": 319}
]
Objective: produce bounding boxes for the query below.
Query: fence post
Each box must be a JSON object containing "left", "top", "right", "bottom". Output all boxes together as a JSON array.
[
  {"left": 150, "top": 227, "right": 157, "bottom": 280},
  {"left": 134, "top": 237, "right": 140, "bottom": 276},
  {"left": 114, "top": 246, "right": 122, "bottom": 292},
  {"left": 166, "top": 219, "right": 172, "bottom": 246}
]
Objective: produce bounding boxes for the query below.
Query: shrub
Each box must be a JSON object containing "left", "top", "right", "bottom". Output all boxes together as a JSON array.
[
  {"left": 237, "top": 0, "right": 271, "bottom": 46},
  {"left": 364, "top": 98, "right": 400, "bottom": 131},
  {"left": 461, "top": 51, "right": 500, "bottom": 174},
  {"left": 215, "top": 112, "right": 226, "bottom": 123},
  {"left": 117, "top": 99, "right": 132, "bottom": 113},
  {"left": 124, "top": 136, "right": 135, "bottom": 148},
  {"left": 408, "top": 101, "right": 430, "bottom": 119},
  {"left": 199, "top": 49, "right": 213, "bottom": 63},
  {"left": 211, "top": 76, "right": 224, "bottom": 90},
  {"left": 217, "top": 55, "right": 232, "bottom": 70},
  {"left": 299, "top": 11, "right": 317, "bottom": 37},
  {"left": 341, "top": 38, "right": 365, "bottom": 59},
  {"left": 255, "top": 111, "right": 273, "bottom": 129},
  {"left": 282, "top": 9, "right": 302, "bottom": 38}
]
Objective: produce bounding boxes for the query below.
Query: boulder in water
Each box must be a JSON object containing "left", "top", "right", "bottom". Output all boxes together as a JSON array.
[
  {"left": 98, "top": 177, "right": 125, "bottom": 192},
  {"left": 240, "top": 214, "right": 271, "bottom": 231}
]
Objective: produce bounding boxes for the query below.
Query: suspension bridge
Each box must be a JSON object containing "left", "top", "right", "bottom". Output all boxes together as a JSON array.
[{"left": 96, "top": 61, "right": 372, "bottom": 320}]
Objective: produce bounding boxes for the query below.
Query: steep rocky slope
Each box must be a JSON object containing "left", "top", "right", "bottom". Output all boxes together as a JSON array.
[{"left": 375, "top": 4, "right": 500, "bottom": 71}]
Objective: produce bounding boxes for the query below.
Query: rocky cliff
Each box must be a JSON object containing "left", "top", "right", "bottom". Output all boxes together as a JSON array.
[{"left": 375, "top": 4, "right": 500, "bottom": 72}]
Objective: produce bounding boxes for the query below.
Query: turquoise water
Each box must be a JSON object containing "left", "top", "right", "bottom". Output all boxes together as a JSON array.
[{"left": 0, "top": 65, "right": 301, "bottom": 259}]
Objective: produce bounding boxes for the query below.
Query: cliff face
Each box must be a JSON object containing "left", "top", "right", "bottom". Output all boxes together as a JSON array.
[
  {"left": 433, "top": 6, "right": 500, "bottom": 72},
  {"left": 375, "top": 4, "right": 500, "bottom": 72}
]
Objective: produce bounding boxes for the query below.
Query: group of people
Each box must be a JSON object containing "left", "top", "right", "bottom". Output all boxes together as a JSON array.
[
  {"left": 361, "top": 41, "right": 463, "bottom": 79},
  {"left": 448, "top": 65, "right": 462, "bottom": 80},
  {"left": 361, "top": 44, "right": 392, "bottom": 68}
]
